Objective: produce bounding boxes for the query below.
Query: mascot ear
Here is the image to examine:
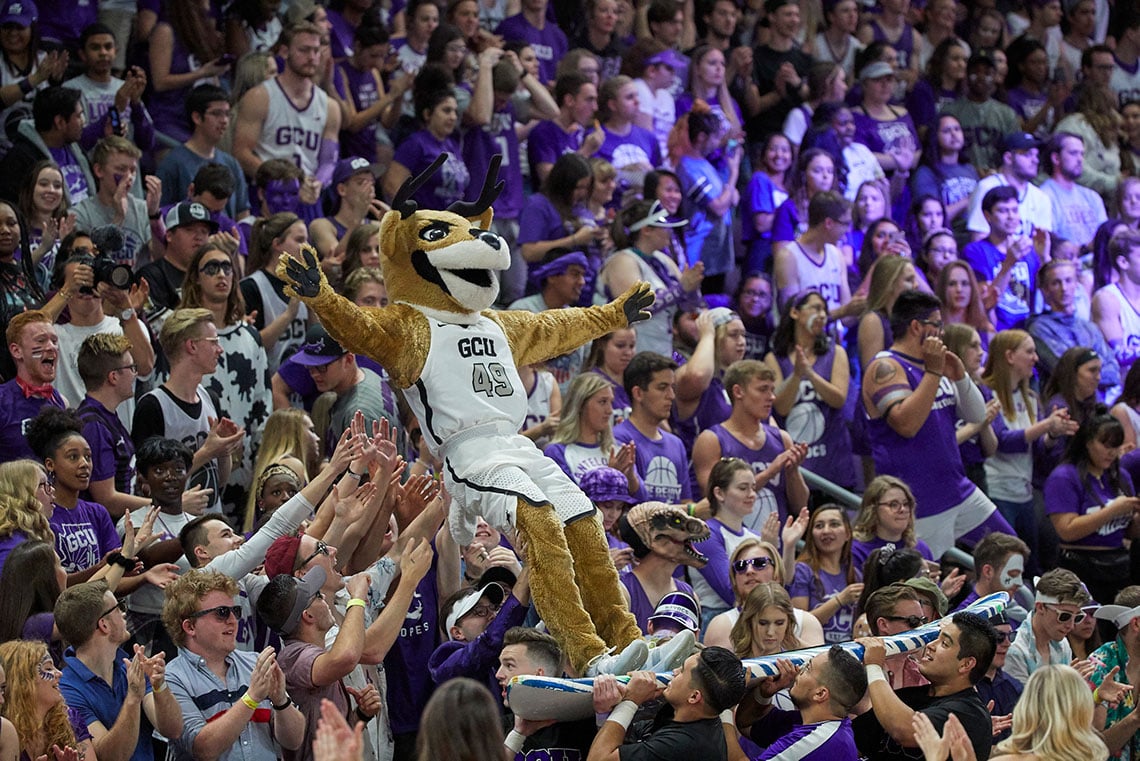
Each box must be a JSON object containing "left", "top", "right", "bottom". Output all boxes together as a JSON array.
[
  {"left": 379, "top": 209, "right": 401, "bottom": 254},
  {"left": 447, "top": 154, "right": 504, "bottom": 232}
]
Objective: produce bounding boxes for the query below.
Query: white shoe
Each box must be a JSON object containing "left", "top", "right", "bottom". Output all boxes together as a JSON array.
[
  {"left": 644, "top": 630, "right": 696, "bottom": 672},
  {"left": 585, "top": 640, "right": 649, "bottom": 676}
]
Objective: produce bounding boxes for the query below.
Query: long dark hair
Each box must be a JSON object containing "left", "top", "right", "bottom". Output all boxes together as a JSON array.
[
  {"left": 796, "top": 504, "right": 858, "bottom": 602},
  {"left": 544, "top": 152, "right": 592, "bottom": 218},
  {"left": 1122, "top": 362, "right": 1140, "bottom": 408},
  {"left": 771, "top": 290, "right": 831, "bottom": 357},
  {"left": 1064, "top": 408, "right": 1131, "bottom": 498},
  {"left": 1043, "top": 347, "right": 1100, "bottom": 425},
  {"left": 0, "top": 540, "right": 61, "bottom": 643}
]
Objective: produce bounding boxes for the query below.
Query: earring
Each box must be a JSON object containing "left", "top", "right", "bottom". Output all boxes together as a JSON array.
[{"left": 46, "top": 469, "right": 56, "bottom": 487}]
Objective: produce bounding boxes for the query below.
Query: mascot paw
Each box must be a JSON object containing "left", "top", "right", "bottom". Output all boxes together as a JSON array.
[
  {"left": 622, "top": 282, "right": 655, "bottom": 325},
  {"left": 643, "top": 630, "right": 697, "bottom": 673},
  {"left": 278, "top": 244, "right": 325, "bottom": 298},
  {"left": 585, "top": 640, "right": 649, "bottom": 677}
]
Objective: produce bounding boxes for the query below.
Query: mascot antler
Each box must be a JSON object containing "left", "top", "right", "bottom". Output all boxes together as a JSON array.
[
  {"left": 448, "top": 154, "right": 505, "bottom": 219},
  {"left": 393, "top": 153, "right": 448, "bottom": 219}
]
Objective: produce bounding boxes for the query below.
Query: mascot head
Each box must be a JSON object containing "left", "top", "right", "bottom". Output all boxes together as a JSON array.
[{"left": 380, "top": 153, "right": 508, "bottom": 315}]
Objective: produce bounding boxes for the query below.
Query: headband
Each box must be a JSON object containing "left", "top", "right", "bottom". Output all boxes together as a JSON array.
[
  {"left": 529, "top": 251, "right": 589, "bottom": 286},
  {"left": 257, "top": 463, "right": 301, "bottom": 501},
  {"left": 1076, "top": 349, "right": 1099, "bottom": 366}
]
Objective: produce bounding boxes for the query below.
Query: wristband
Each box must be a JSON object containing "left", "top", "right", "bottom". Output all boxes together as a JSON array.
[
  {"left": 240, "top": 693, "right": 260, "bottom": 710},
  {"left": 107, "top": 552, "right": 134, "bottom": 569},
  {"left": 753, "top": 691, "right": 772, "bottom": 705},
  {"left": 273, "top": 694, "right": 293, "bottom": 710},
  {"left": 346, "top": 598, "right": 367, "bottom": 611},
  {"left": 18, "top": 77, "right": 32, "bottom": 95},
  {"left": 607, "top": 700, "right": 638, "bottom": 730},
  {"left": 152, "top": 681, "right": 167, "bottom": 693},
  {"left": 720, "top": 708, "right": 735, "bottom": 726},
  {"left": 345, "top": 467, "right": 363, "bottom": 479},
  {"left": 1093, "top": 688, "right": 1102, "bottom": 705},
  {"left": 504, "top": 730, "right": 526, "bottom": 752},
  {"left": 148, "top": 211, "right": 162, "bottom": 220},
  {"left": 686, "top": 503, "right": 695, "bottom": 517},
  {"left": 923, "top": 369, "right": 942, "bottom": 378},
  {"left": 866, "top": 665, "right": 887, "bottom": 684}
]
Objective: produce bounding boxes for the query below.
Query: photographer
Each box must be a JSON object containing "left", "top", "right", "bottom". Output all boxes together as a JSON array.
[
  {"left": 73, "top": 136, "right": 163, "bottom": 266},
  {"left": 52, "top": 230, "right": 154, "bottom": 409}
]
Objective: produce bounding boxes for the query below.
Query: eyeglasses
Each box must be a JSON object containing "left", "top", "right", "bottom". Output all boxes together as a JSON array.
[
  {"left": 740, "top": 289, "right": 769, "bottom": 299},
  {"left": 37, "top": 479, "right": 52, "bottom": 493},
  {"left": 112, "top": 363, "right": 138, "bottom": 374},
  {"left": 883, "top": 614, "right": 928, "bottom": 628},
  {"left": 307, "top": 590, "right": 325, "bottom": 607},
  {"left": 877, "top": 499, "right": 912, "bottom": 513},
  {"left": 193, "top": 336, "right": 221, "bottom": 345},
  {"left": 188, "top": 605, "right": 243, "bottom": 621},
  {"left": 100, "top": 598, "right": 128, "bottom": 619},
  {"left": 296, "top": 540, "right": 330, "bottom": 570},
  {"left": 1044, "top": 604, "right": 1086, "bottom": 624},
  {"left": 733, "top": 557, "right": 773, "bottom": 573},
  {"left": 199, "top": 260, "right": 234, "bottom": 277},
  {"left": 463, "top": 604, "right": 498, "bottom": 620},
  {"left": 919, "top": 319, "right": 944, "bottom": 330}
]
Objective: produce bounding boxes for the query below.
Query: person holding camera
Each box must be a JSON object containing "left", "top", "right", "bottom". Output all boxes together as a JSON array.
[
  {"left": 51, "top": 231, "right": 154, "bottom": 409},
  {"left": 73, "top": 136, "right": 163, "bottom": 267}
]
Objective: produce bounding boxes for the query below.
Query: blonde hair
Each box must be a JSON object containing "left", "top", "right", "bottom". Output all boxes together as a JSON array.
[
  {"left": 243, "top": 408, "right": 313, "bottom": 530},
  {"left": 158, "top": 308, "right": 215, "bottom": 360},
  {"left": 730, "top": 538, "right": 784, "bottom": 601},
  {"left": 0, "top": 640, "right": 76, "bottom": 756},
  {"left": 0, "top": 460, "right": 52, "bottom": 543},
  {"left": 852, "top": 475, "right": 918, "bottom": 546},
  {"left": 996, "top": 664, "right": 1108, "bottom": 761},
  {"left": 162, "top": 570, "right": 240, "bottom": 648},
  {"left": 730, "top": 581, "right": 801, "bottom": 657},
  {"left": 982, "top": 329, "right": 1039, "bottom": 423},
  {"left": 550, "top": 373, "right": 616, "bottom": 455}
]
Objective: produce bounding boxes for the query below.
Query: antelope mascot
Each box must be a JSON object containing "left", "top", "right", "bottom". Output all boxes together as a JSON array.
[{"left": 278, "top": 155, "right": 692, "bottom": 676}]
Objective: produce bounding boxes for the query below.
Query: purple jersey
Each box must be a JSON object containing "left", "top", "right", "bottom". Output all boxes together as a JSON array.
[
  {"left": 620, "top": 572, "right": 695, "bottom": 633},
  {"left": 464, "top": 101, "right": 524, "bottom": 219},
  {"left": 526, "top": 119, "right": 584, "bottom": 176},
  {"left": 77, "top": 396, "right": 135, "bottom": 497},
  {"left": 50, "top": 499, "right": 122, "bottom": 573},
  {"left": 0, "top": 379, "right": 65, "bottom": 463},
  {"left": 335, "top": 62, "right": 383, "bottom": 162},
  {"left": 758, "top": 718, "right": 858, "bottom": 761},
  {"left": 776, "top": 349, "right": 857, "bottom": 489},
  {"left": 393, "top": 131, "right": 470, "bottom": 209},
  {"left": 384, "top": 553, "right": 441, "bottom": 734},
  {"left": 712, "top": 423, "right": 789, "bottom": 533},
  {"left": 596, "top": 124, "right": 662, "bottom": 170},
  {"left": 613, "top": 420, "right": 692, "bottom": 504},
  {"left": 865, "top": 351, "right": 977, "bottom": 517},
  {"left": 789, "top": 561, "right": 861, "bottom": 643},
  {"left": 494, "top": 14, "right": 569, "bottom": 84},
  {"left": 1044, "top": 464, "right": 1134, "bottom": 549},
  {"left": 869, "top": 19, "right": 916, "bottom": 71}
]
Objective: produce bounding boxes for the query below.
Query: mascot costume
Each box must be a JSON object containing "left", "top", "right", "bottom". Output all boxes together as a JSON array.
[{"left": 278, "top": 154, "right": 684, "bottom": 675}]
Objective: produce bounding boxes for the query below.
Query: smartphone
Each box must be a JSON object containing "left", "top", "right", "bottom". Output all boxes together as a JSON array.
[
  {"left": 888, "top": 230, "right": 903, "bottom": 245},
  {"left": 108, "top": 106, "right": 121, "bottom": 133}
]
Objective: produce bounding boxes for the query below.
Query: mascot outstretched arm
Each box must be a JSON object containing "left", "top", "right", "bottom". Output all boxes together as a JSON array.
[{"left": 278, "top": 154, "right": 674, "bottom": 676}]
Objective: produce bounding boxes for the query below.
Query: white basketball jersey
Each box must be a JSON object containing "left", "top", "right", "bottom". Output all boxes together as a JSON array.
[
  {"left": 257, "top": 78, "right": 329, "bottom": 176},
  {"left": 792, "top": 242, "right": 846, "bottom": 313},
  {"left": 404, "top": 313, "right": 528, "bottom": 455},
  {"left": 247, "top": 269, "right": 308, "bottom": 371}
]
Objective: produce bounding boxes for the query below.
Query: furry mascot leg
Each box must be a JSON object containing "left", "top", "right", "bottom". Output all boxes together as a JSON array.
[{"left": 564, "top": 512, "right": 643, "bottom": 649}]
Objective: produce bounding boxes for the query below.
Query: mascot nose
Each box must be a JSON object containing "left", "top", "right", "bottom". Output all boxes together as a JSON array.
[{"left": 471, "top": 230, "right": 501, "bottom": 250}]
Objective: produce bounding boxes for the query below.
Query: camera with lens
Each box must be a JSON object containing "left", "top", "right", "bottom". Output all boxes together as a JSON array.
[{"left": 73, "top": 226, "right": 135, "bottom": 294}]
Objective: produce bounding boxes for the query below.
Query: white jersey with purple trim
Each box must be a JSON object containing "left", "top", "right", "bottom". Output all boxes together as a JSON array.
[{"left": 256, "top": 77, "right": 329, "bottom": 176}]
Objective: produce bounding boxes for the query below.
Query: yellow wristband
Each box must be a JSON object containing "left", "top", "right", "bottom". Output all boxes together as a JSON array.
[
  {"left": 346, "top": 598, "right": 366, "bottom": 610},
  {"left": 240, "top": 693, "right": 260, "bottom": 710},
  {"left": 1094, "top": 688, "right": 1102, "bottom": 705},
  {"left": 152, "top": 681, "right": 167, "bottom": 694}
]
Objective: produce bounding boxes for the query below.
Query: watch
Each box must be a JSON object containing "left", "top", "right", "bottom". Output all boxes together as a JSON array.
[
  {"left": 272, "top": 694, "right": 294, "bottom": 711},
  {"left": 119, "top": 308, "right": 135, "bottom": 321}
]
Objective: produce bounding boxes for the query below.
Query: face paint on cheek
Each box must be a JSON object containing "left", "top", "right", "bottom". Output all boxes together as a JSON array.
[
  {"left": 999, "top": 555, "right": 1024, "bottom": 590},
  {"left": 807, "top": 313, "right": 823, "bottom": 331},
  {"left": 265, "top": 181, "right": 301, "bottom": 214}
]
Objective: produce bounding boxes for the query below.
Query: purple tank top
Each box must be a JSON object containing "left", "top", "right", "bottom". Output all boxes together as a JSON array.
[
  {"left": 620, "top": 573, "right": 695, "bottom": 633},
  {"left": 775, "top": 348, "right": 857, "bottom": 489},
  {"left": 869, "top": 19, "right": 916, "bottom": 71},
  {"left": 865, "top": 351, "right": 976, "bottom": 517},
  {"left": 337, "top": 63, "right": 383, "bottom": 162},
  {"left": 148, "top": 29, "right": 195, "bottom": 142},
  {"left": 713, "top": 423, "right": 789, "bottom": 531}
]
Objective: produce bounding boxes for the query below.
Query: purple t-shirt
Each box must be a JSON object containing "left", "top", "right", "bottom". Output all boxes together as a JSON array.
[
  {"left": 771, "top": 198, "right": 803, "bottom": 243},
  {"left": 1044, "top": 463, "right": 1134, "bottom": 549},
  {"left": 526, "top": 119, "right": 584, "bottom": 176},
  {"left": 596, "top": 124, "right": 662, "bottom": 170},
  {"left": 852, "top": 109, "right": 919, "bottom": 158},
  {"left": 517, "top": 193, "right": 571, "bottom": 247},
  {"left": 674, "top": 92, "right": 743, "bottom": 141},
  {"left": 494, "top": 14, "right": 568, "bottom": 84},
  {"left": 962, "top": 239, "right": 1039, "bottom": 331},
  {"left": 335, "top": 61, "right": 383, "bottom": 162},
  {"left": 393, "top": 130, "right": 470, "bottom": 209},
  {"left": 0, "top": 530, "right": 28, "bottom": 573},
  {"left": 275, "top": 353, "right": 385, "bottom": 411},
  {"left": 50, "top": 499, "right": 122, "bottom": 573},
  {"left": 789, "top": 561, "right": 861, "bottom": 643},
  {"left": 77, "top": 395, "right": 135, "bottom": 496},
  {"left": 464, "top": 101, "right": 524, "bottom": 219},
  {"left": 0, "top": 379, "right": 65, "bottom": 463},
  {"left": 613, "top": 420, "right": 692, "bottom": 504},
  {"left": 384, "top": 552, "right": 441, "bottom": 734}
]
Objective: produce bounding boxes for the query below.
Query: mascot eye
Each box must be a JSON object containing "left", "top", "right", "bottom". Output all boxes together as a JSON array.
[{"left": 421, "top": 226, "right": 449, "bottom": 242}]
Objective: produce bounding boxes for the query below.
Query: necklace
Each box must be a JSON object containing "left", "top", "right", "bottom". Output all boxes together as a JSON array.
[{"left": 823, "top": 32, "right": 849, "bottom": 65}]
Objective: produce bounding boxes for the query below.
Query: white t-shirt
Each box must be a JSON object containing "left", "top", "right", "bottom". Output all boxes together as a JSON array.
[
  {"left": 965, "top": 173, "right": 1054, "bottom": 238},
  {"left": 843, "top": 142, "right": 886, "bottom": 202},
  {"left": 632, "top": 78, "right": 675, "bottom": 160}
]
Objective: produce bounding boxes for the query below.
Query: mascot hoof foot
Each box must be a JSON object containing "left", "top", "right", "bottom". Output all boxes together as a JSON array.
[
  {"left": 585, "top": 640, "right": 649, "bottom": 677},
  {"left": 644, "top": 630, "right": 696, "bottom": 673}
]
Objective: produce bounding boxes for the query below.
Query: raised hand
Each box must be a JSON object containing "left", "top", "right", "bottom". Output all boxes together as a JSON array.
[
  {"left": 912, "top": 711, "right": 949, "bottom": 761},
  {"left": 782, "top": 506, "right": 810, "bottom": 549},
  {"left": 313, "top": 698, "right": 364, "bottom": 761},
  {"left": 280, "top": 245, "right": 325, "bottom": 298},
  {"left": 621, "top": 282, "right": 655, "bottom": 324}
]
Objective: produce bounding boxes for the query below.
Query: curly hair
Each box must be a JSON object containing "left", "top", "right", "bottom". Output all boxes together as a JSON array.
[
  {"left": 0, "top": 640, "right": 76, "bottom": 756},
  {"left": 0, "top": 460, "right": 52, "bottom": 544},
  {"left": 731, "top": 581, "right": 802, "bottom": 657},
  {"left": 162, "top": 570, "right": 240, "bottom": 649},
  {"left": 852, "top": 475, "right": 918, "bottom": 546}
]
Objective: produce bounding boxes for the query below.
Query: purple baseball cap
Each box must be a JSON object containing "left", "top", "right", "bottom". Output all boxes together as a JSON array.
[
  {"left": 0, "top": 0, "right": 36, "bottom": 27},
  {"left": 290, "top": 325, "right": 347, "bottom": 366}
]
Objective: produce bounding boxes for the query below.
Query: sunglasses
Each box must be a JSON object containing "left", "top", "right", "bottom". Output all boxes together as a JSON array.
[
  {"left": 296, "top": 540, "right": 330, "bottom": 570},
  {"left": 883, "top": 614, "right": 928, "bottom": 629},
  {"left": 199, "top": 260, "right": 234, "bottom": 277},
  {"left": 1044, "top": 604, "right": 1086, "bottom": 624},
  {"left": 733, "top": 557, "right": 773, "bottom": 573},
  {"left": 188, "top": 605, "right": 243, "bottom": 622},
  {"left": 100, "top": 598, "right": 128, "bottom": 619},
  {"left": 993, "top": 630, "right": 1014, "bottom": 644}
]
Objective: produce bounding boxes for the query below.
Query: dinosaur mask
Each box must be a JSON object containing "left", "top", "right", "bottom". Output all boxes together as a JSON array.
[{"left": 619, "top": 502, "right": 711, "bottom": 568}]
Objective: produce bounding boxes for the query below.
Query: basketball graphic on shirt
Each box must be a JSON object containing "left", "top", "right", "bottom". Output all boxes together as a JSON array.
[
  {"left": 644, "top": 455, "right": 682, "bottom": 503},
  {"left": 750, "top": 486, "right": 779, "bottom": 532},
  {"left": 785, "top": 402, "right": 825, "bottom": 445}
]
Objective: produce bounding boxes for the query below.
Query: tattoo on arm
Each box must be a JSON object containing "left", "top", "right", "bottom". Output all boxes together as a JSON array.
[{"left": 872, "top": 360, "right": 898, "bottom": 384}]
